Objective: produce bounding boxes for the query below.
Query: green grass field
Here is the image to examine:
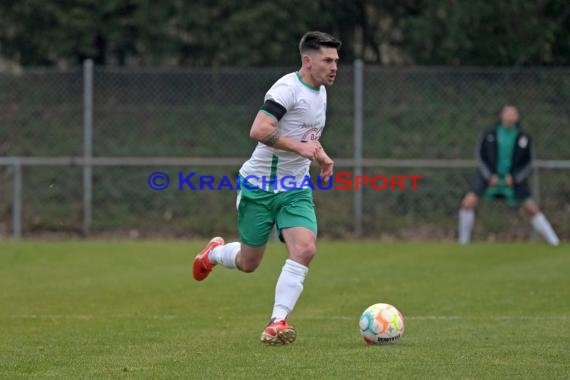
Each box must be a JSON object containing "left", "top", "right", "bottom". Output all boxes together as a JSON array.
[{"left": 0, "top": 241, "right": 569, "bottom": 379}]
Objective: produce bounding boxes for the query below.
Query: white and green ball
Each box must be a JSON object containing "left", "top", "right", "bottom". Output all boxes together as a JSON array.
[{"left": 359, "top": 303, "right": 405, "bottom": 345}]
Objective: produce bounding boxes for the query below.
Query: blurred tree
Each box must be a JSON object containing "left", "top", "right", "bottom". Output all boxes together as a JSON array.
[
  {"left": 0, "top": 0, "right": 191, "bottom": 66},
  {"left": 0, "top": 0, "right": 568, "bottom": 67},
  {"left": 167, "top": 0, "right": 360, "bottom": 67},
  {"left": 399, "top": 0, "right": 570, "bottom": 66}
]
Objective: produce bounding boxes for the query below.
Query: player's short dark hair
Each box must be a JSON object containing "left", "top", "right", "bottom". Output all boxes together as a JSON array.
[
  {"left": 501, "top": 103, "right": 518, "bottom": 111},
  {"left": 299, "top": 31, "right": 341, "bottom": 55}
]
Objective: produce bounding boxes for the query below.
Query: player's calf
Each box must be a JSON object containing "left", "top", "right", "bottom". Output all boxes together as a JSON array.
[{"left": 235, "top": 244, "right": 266, "bottom": 273}]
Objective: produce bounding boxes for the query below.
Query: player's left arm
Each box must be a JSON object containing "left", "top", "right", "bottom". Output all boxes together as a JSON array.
[
  {"left": 511, "top": 134, "right": 533, "bottom": 185},
  {"left": 315, "top": 142, "right": 334, "bottom": 183}
]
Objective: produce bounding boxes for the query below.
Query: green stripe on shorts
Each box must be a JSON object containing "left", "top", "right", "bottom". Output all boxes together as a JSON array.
[{"left": 269, "top": 154, "right": 278, "bottom": 192}]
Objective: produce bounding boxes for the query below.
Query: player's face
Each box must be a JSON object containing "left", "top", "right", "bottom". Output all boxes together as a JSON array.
[
  {"left": 309, "top": 47, "right": 339, "bottom": 87},
  {"left": 500, "top": 106, "right": 519, "bottom": 127}
]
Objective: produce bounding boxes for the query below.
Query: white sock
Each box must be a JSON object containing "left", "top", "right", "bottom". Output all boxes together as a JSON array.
[
  {"left": 531, "top": 213, "right": 560, "bottom": 246},
  {"left": 271, "top": 259, "right": 309, "bottom": 321},
  {"left": 209, "top": 242, "right": 240, "bottom": 269},
  {"left": 458, "top": 208, "right": 475, "bottom": 244}
]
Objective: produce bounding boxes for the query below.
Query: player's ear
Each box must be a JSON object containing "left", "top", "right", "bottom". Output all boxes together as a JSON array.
[{"left": 302, "top": 53, "right": 312, "bottom": 69}]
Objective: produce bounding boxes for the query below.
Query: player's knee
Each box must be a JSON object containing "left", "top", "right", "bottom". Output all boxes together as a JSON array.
[
  {"left": 292, "top": 241, "right": 317, "bottom": 261},
  {"left": 523, "top": 200, "right": 540, "bottom": 216},
  {"left": 461, "top": 193, "right": 478, "bottom": 209}
]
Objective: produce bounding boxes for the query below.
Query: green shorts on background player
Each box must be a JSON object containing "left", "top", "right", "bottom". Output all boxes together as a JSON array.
[
  {"left": 193, "top": 31, "right": 342, "bottom": 344},
  {"left": 458, "top": 105, "right": 560, "bottom": 246}
]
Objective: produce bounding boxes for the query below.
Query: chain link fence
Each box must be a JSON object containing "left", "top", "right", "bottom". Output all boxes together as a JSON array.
[{"left": 1, "top": 63, "right": 568, "bottom": 240}]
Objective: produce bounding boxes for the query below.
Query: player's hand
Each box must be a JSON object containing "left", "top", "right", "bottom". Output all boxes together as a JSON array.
[
  {"left": 315, "top": 144, "right": 334, "bottom": 184},
  {"left": 489, "top": 175, "right": 499, "bottom": 187},
  {"left": 296, "top": 142, "right": 321, "bottom": 160},
  {"left": 505, "top": 174, "right": 513, "bottom": 187},
  {"left": 318, "top": 160, "right": 334, "bottom": 185}
]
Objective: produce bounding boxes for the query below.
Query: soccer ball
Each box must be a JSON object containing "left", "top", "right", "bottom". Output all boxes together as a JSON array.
[{"left": 359, "top": 303, "right": 405, "bottom": 345}]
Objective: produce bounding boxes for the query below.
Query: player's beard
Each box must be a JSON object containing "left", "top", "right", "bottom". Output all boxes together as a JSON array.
[{"left": 311, "top": 69, "right": 335, "bottom": 87}]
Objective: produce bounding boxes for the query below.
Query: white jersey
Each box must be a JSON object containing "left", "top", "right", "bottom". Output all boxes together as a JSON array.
[{"left": 239, "top": 71, "right": 327, "bottom": 192}]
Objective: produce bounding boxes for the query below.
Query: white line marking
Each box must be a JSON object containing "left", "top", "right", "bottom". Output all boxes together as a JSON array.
[
  {"left": 3, "top": 315, "right": 569, "bottom": 321},
  {"left": 299, "top": 315, "right": 570, "bottom": 321}
]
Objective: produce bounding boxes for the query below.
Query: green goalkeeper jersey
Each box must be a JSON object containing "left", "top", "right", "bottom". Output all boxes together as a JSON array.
[{"left": 496, "top": 124, "right": 518, "bottom": 178}]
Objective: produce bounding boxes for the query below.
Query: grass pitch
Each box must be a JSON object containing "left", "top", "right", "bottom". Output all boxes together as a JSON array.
[{"left": 0, "top": 241, "right": 568, "bottom": 379}]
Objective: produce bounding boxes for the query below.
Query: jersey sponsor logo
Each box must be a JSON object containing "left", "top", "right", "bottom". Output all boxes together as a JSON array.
[{"left": 301, "top": 127, "right": 323, "bottom": 142}]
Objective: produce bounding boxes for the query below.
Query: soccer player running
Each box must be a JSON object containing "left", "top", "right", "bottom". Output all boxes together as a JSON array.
[
  {"left": 458, "top": 104, "right": 560, "bottom": 246},
  {"left": 193, "top": 31, "right": 341, "bottom": 344}
]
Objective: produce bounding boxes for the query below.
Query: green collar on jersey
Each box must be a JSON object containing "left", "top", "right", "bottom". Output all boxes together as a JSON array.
[{"left": 295, "top": 71, "right": 320, "bottom": 92}]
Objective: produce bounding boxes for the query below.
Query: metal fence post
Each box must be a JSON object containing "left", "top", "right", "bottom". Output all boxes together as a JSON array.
[
  {"left": 532, "top": 167, "right": 540, "bottom": 206},
  {"left": 12, "top": 160, "right": 22, "bottom": 240},
  {"left": 530, "top": 167, "right": 540, "bottom": 242},
  {"left": 353, "top": 60, "right": 364, "bottom": 236},
  {"left": 83, "top": 59, "right": 94, "bottom": 236}
]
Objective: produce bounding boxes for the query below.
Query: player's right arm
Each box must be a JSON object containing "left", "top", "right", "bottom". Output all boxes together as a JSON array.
[
  {"left": 476, "top": 129, "right": 498, "bottom": 186},
  {"left": 249, "top": 111, "right": 320, "bottom": 160}
]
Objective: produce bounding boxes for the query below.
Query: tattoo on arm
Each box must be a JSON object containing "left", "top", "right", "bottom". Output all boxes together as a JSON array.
[{"left": 262, "top": 129, "right": 281, "bottom": 146}]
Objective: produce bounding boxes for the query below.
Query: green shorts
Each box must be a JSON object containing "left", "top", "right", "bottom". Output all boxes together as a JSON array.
[
  {"left": 236, "top": 179, "right": 317, "bottom": 247},
  {"left": 482, "top": 185, "right": 522, "bottom": 206},
  {"left": 483, "top": 186, "right": 518, "bottom": 206},
  {"left": 473, "top": 175, "right": 531, "bottom": 207}
]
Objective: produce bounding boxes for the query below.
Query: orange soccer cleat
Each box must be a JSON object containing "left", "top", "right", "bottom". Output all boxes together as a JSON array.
[
  {"left": 192, "top": 237, "right": 224, "bottom": 281},
  {"left": 260, "top": 319, "right": 297, "bottom": 345}
]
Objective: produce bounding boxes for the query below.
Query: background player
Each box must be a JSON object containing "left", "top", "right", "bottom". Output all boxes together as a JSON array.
[{"left": 458, "top": 104, "right": 560, "bottom": 246}]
